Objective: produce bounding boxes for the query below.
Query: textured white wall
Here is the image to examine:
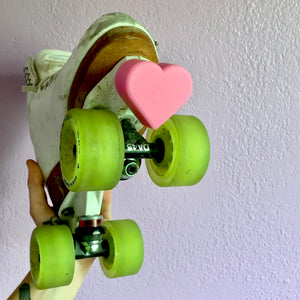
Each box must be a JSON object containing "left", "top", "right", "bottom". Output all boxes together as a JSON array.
[{"left": 1, "top": 0, "right": 299, "bottom": 299}]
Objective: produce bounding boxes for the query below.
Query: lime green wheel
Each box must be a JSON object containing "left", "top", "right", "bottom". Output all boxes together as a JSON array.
[
  {"left": 30, "top": 225, "right": 75, "bottom": 289},
  {"left": 100, "top": 220, "right": 144, "bottom": 278},
  {"left": 60, "top": 109, "right": 125, "bottom": 192},
  {"left": 146, "top": 115, "right": 210, "bottom": 187}
]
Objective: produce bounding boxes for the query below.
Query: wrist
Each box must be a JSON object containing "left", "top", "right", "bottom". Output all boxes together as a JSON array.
[{"left": 8, "top": 258, "right": 96, "bottom": 300}]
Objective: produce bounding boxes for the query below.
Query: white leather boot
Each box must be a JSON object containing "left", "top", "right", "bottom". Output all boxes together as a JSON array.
[{"left": 24, "top": 12, "right": 158, "bottom": 180}]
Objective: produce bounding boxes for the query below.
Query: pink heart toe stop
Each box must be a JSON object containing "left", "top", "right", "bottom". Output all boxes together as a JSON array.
[{"left": 115, "top": 59, "right": 193, "bottom": 129}]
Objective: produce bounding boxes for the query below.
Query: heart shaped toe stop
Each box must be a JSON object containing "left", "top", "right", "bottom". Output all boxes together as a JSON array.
[{"left": 115, "top": 59, "right": 193, "bottom": 129}]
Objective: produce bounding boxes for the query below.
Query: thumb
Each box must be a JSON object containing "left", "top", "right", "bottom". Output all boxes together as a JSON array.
[{"left": 27, "top": 160, "right": 55, "bottom": 226}]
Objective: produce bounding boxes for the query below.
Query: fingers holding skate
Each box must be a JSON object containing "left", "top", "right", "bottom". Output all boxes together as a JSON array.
[
  {"left": 27, "top": 159, "right": 55, "bottom": 226},
  {"left": 101, "top": 190, "right": 112, "bottom": 221}
]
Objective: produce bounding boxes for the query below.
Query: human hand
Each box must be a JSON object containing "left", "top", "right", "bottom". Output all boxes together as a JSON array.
[
  {"left": 9, "top": 161, "right": 112, "bottom": 299},
  {"left": 26, "top": 159, "right": 112, "bottom": 284},
  {"left": 26, "top": 159, "right": 112, "bottom": 226}
]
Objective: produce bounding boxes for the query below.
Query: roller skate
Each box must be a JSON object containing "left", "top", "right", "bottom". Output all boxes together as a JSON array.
[{"left": 23, "top": 12, "right": 210, "bottom": 289}]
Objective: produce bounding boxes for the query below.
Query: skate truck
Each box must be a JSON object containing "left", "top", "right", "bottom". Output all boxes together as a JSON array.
[{"left": 22, "top": 12, "right": 210, "bottom": 289}]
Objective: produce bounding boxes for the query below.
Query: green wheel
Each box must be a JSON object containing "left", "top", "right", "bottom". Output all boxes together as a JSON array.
[
  {"left": 100, "top": 220, "right": 144, "bottom": 278},
  {"left": 60, "top": 109, "right": 125, "bottom": 192},
  {"left": 30, "top": 225, "right": 75, "bottom": 289},
  {"left": 146, "top": 115, "right": 210, "bottom": 187}
]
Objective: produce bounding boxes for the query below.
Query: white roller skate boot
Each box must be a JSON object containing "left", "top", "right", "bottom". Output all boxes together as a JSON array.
[{"left": 23, "top": 12, "right": 210, "bottom": 289}]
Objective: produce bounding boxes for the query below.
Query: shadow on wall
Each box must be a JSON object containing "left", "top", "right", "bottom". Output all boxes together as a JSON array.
[{"left": 0, "top": 74, "right": 29, "bottom": 166}]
